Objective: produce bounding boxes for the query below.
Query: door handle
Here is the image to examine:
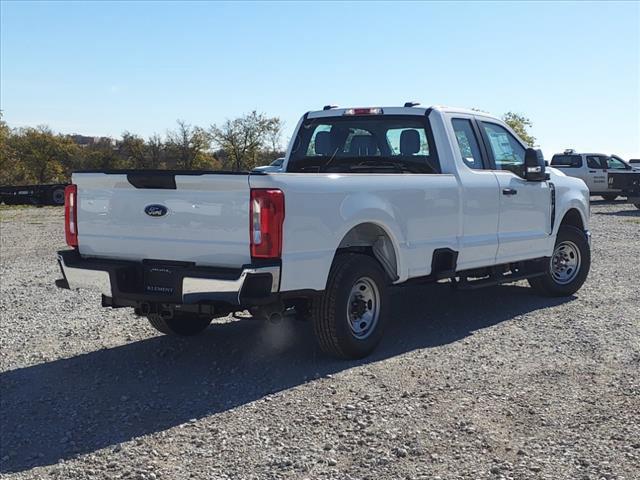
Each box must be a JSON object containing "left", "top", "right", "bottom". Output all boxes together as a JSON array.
[
  {"left": 502, "top": 188, "right": 518, "bottom": 195},
  {"left": 589, "top": 170, "right": 597, "bottom": 173}
]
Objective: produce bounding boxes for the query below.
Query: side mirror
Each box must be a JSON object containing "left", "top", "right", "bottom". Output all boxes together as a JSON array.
[{"left": 525, "top": 148, "right": 548, "bottom": 181}]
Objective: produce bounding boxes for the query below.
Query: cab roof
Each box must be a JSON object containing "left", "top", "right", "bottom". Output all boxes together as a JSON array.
[{"left": 306, "top": 105, "right": 501, "bottom": 121}]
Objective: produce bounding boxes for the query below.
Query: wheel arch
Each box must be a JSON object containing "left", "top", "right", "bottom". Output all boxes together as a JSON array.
[
  {"left": 334, "top": 221, "right": 402, "bottom": 283},
  {"left": 558, "top": 207, "right": 586, "bottom": 231}
]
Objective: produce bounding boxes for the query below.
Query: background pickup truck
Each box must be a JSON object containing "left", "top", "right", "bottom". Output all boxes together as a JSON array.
[
  {"left": 56, "top": 105, "right": 592, "bottom": 359},
  {"left": 550, "top": 151, "right": 639, "bottom": 201}
]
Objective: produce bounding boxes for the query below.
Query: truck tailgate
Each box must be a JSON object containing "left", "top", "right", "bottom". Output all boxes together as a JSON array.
[{"left": 73, "top": 172, "right": 251, "bottom": 267}]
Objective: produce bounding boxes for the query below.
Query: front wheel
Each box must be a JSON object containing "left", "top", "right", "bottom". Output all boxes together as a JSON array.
[
  {"left": 528, "top": 225, "right": 590, "bottom": 296},
  {"left": 312, "top": 253, "right": 389, "bottom": 359},
  {"left": 147, "top": 312, "right": 212, "bottom": 336},
  {"left": 601, "top": 194, "right": 618, "bottom": 201},
  {"left": 634, "top": 203, "right": 640, "bottom": 210}
]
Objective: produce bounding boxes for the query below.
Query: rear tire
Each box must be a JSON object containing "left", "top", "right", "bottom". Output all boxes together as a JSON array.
[
  {"left": 147, "top": 312, "right": 212, "bottom": 336},
  {"left": 312, "top": 253, "right": 389, "bottom": 359},
  {"left": 601, "top": 194, "right": 618, "bottom": 201},
  {"left": 528, "top": 225, "right": 590, "bottom": 296},
  {"left": 635, "top": 203, "right": 640, "bottom": 210},
  {"left": 51, "top": 188, "right": 65, "bottom": 205}
]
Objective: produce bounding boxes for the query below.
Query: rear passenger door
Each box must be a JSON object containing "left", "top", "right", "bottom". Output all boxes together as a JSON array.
[
  {"left": 585, "top": 155, "right": 607, "bottom": 192},
  {"left": 477, "top": 121, "right": 551, "bottom": 263},
  {"left": 450, "top": 117, "right": 501, "bottom": 270}
]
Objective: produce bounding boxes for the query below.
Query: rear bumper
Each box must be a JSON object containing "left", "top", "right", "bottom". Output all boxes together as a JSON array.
[{"left": 56, "top": 250, "right": 280, "bottom": 307}]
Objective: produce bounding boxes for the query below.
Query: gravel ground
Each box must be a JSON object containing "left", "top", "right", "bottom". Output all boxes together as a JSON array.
[{"left": 1, "top": 202, "right": 639, "bottom": 480}]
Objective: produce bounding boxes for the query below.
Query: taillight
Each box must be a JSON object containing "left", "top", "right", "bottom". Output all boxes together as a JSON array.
[
  {"left": 64, "top": 184, "right": 78, "bottom": 247},
  {"left": 250, "top": 188, "right": 284, "bottom": 259}
]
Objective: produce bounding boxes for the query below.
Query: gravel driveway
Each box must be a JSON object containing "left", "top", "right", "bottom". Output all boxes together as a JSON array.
[{"left": 1, "top": 202, "right": 639, "bottom": 480}]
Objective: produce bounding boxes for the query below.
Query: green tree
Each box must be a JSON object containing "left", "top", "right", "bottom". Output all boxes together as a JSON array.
[
  {"left": 147, "top": 133, "right": 164, "bottom": 168},
  {"left": 502, "top": 112, "right": 536, "bottom": 147},
  {"left": 119, "top": 132, "right": 149, "bottom": 168},
  {"left": 8, "top": 127, "right": 76, "bottom": 183},
  {"left": 0, "top": 112, "right": 21, "bottom": 185},
  {"left": 210, "top": 111, "right": 282, "bottom": 171},
  {"left": 166, "top": 120, "right": 212, "bottom": 170}
]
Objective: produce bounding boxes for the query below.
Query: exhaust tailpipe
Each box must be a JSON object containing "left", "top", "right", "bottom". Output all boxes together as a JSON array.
[{"left": 251, "top": 301, "right": 284, "bottom": 323}]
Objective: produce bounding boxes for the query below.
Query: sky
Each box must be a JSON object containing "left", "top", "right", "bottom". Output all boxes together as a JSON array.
[{"left": 1, "top": 1, "right": 639, "bottom": 159}]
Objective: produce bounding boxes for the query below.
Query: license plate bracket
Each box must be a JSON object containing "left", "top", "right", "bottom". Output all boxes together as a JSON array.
[{"left": 143, "top": 265, "right": 179, "bottom": 296}]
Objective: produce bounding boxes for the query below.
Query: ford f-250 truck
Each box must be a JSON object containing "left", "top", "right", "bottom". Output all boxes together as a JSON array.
[{"left": 56, "top": 104, "right": 591, "bottom": 359}]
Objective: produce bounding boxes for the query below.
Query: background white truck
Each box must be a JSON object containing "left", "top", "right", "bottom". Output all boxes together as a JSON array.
[
  {"left": 56, "top": 105, "right": 592, "bottom": 359},
  {"left": 550, "top": 150, "right": 640, "bottom": 204}
]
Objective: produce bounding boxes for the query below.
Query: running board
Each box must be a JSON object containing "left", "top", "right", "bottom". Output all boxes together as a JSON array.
[{"left": 456, "top": 271, "right": 545, "bottom": 290}]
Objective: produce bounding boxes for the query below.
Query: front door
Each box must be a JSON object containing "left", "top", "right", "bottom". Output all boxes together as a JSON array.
[{"left": 477, "top": 121, "right": 551, "bottom": 263}]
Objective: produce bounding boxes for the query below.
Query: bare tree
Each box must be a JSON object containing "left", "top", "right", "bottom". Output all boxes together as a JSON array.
[{"left": 266, "top": 117, "right": 284, "bottom": 154}]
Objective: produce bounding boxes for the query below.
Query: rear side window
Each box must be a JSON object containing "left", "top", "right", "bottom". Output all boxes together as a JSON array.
[
  {"left": 452, "top": 119, "right": 484, "bottom": 169},
  {"left": 551, "top": 155, "right": 582, "bottom": 168},
  {"left": 587, "top": 156, "right": 605, "bottom": 169}
]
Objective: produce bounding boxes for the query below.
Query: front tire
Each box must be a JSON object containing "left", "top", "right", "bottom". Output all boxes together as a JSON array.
[
  {"left": 147, "top": 312, "right": 212, "bottom": 336},
  {"left": 528, "top": 225, "right": 590, "bottom": 296},
  {"left": 601, "top": 194, "right": 618, "bottom": 201},
  {"left": 312, "top": 253, "right": 389, "bottom": 359}
]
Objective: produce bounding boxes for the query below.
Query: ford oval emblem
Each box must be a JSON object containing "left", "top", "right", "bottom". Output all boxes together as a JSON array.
[{"left": 144, "top": 204, "right": 168, "bottom": 217}]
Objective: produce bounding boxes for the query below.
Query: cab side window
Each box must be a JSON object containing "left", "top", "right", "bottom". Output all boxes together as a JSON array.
[
  {"left": 452, "top": 119, "right": 484, "bottom": 169},
  {"left": 587, "top": 156, "right": 604, "bottom": 169},
  {"left": 480, "top": 122, "right": 525, "bottom": 176},
  {"left": 551, "top": 155, "right": 582, "bottom": 168}
]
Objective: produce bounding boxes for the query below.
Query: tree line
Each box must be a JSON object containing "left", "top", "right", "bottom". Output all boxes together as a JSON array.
[
  {"left": 0, "top": 111, "right": 285, "bottom": 185},
  {"left": 0, "top": 109, "right": 535, "bottom": 186}
]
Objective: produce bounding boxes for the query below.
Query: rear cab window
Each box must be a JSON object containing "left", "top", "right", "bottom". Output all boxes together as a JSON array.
[
  {"left": 551, "top": 155, "right": 583, "bottom": 168},
  {"left": 287, "top": 114, "right": 440, "bottom": 174}
]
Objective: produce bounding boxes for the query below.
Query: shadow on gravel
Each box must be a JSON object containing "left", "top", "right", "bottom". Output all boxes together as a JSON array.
[
  {"left": 0, "top": 283, "right": 572, "bottom": 473},
  {"left": 594, "top": 208, "right": 640, "bottom": 217}
]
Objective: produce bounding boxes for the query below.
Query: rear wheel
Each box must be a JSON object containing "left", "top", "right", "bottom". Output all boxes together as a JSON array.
[
  {"left": 51, "top": 187, "right": 65, "bottom": 205},
  {"left": 312, "top": 253, "right": 389, "bottom": 359},
  {"left": 601, "top": 194, "right": 618, "bottom": 201},
  {"left": 635, "top": 203, "right": 640, "bottom": 210},
  {"left": 528, "top": 225, "right": 590, "bottom": 296},
  {"left": 147, "top": 312, "right": 212, "bottom": 336}
]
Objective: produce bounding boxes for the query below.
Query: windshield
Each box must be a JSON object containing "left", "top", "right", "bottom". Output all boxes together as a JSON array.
[{"left": 287, "top": 115, "right": 440, "bottom": 173}]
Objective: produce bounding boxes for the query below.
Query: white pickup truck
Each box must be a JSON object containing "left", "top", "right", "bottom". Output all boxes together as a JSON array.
[
  {"left": 56, "top": 105, "right": 591, "bottom": 359},
  {"left": 549, "top": 150, "right": 640, "bottom": 201}
]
